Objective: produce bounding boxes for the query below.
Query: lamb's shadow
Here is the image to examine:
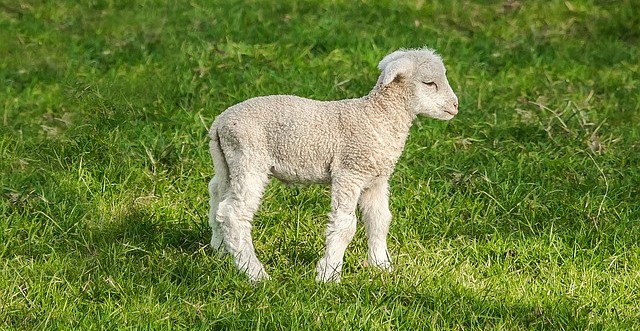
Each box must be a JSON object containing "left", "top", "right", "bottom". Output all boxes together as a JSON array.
[
  {"left": 334, "top": 280, "right": 611, "bottom": 329},
  {"left": 89, "top": 204, "right": 208, "bottom": 255}
]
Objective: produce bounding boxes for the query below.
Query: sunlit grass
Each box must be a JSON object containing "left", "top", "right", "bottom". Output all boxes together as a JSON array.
[{"left": 1, "top": 0, "right": 639, "bottom": 329}]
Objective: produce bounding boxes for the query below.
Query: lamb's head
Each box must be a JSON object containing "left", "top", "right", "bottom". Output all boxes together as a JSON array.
[{"left": 377, "top": 48, "right": 459, "bottom": 120}]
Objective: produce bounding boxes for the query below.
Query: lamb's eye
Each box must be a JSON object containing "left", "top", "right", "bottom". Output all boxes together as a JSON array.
[{"left": 423, "top": 81, "right": 437, "bottom": 88}]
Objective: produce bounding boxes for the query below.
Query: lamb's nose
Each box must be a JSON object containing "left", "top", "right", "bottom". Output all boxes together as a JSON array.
[{"left": 453, "top": 101, "right": 459, "bottom": 110}]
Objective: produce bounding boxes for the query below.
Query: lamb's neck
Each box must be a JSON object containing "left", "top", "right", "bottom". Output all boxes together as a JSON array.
[{"left": 364, "top": 83, "right": 416, "bottom": 138}]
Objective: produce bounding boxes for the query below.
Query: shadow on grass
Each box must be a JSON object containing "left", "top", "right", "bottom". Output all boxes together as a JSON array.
[
  {"left": 395, "top": 291, "right": 579, "bottom": 329},
  {"left": 94, "top": 205, "right": 208, "bottom": 253},
  {"left": 219, "top": 276, "right": 620, "bottom": 330},
  {"left": 377, "top": 283, "right": 606, "bottom": 329}
]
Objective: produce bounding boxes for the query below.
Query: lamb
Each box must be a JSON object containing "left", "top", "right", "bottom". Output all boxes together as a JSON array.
[{"left": 207, "top": 47, "right": 459, "bottom": 282}]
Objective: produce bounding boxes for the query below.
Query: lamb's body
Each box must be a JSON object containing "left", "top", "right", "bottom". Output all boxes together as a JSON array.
[
  {"left": 208, "top": 48, "right": 459, "bottom": 282},
  {"left": 214, "top": 92, "right": 413, "bottom": 185}
]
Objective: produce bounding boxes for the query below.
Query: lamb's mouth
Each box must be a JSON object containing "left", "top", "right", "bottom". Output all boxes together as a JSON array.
[{"left": 444, "top": 110, "right": 457, "bottom": 116}]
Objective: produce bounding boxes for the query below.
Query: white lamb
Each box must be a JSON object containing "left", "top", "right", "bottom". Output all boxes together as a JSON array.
[{"left": 208, "top": 47, "right": 459, "bottom": 282}]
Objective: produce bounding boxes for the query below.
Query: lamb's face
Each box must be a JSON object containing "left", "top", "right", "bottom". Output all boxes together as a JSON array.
[
  {"left": 377, "top": 48, "right": 459, "bottom": 121},
  {"left": 411, "top": 60, "right": 459, "bottom": 120}
]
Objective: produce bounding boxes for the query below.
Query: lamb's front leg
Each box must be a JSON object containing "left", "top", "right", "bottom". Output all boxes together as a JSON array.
[
  {"left": 359, "top": 178, "right": 392, "bottom": 271},
  {"left": 316, "top": 177, "right": 363, "bottom": 283}
]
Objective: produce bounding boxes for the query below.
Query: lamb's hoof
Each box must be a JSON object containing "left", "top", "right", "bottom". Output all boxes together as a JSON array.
[
  {"left": 209, "top": 238, "right": 227, "bottom": 256},
  {"left": 367, "top": 259, "right": 393, "bottom": 272},
  {"left": 315, "top": 260, "right": 342, "bottom": 283},
  {"left": 316, "top": 272, "right": 341, "bottom": 283},
  {"left": 248, "top": 269, "right": 271, "bottom": 284}
]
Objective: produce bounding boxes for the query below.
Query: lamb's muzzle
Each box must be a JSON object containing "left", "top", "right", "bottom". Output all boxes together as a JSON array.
[{"left": 207, "top": 47, "right": 458, "bottom": 282}]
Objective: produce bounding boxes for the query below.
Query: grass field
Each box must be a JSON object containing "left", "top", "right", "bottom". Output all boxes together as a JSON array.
[{"left": 1, "top": 0, "right": 639, "bottom": 329}]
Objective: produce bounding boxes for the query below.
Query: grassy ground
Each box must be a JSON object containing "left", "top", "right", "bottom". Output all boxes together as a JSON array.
[{"left": 1, "top": 0, "right": 639, "bottom": 329}]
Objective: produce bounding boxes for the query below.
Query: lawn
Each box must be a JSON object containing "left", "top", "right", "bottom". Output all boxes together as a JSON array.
[{"left": 1, "top": 0, "right": 639, "bottom": 329}]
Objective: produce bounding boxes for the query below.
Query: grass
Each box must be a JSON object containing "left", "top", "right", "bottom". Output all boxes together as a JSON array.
[{"left": 1, "top": 0, "right": 639, "bottom": 329}]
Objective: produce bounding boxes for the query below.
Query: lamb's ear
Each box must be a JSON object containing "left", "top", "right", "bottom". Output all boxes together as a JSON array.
[{"left": 378, "top": 52, "right": 414, "bottom": 86}]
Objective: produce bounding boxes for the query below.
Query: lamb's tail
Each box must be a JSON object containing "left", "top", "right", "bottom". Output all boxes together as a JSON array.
[
  {"left": 208, "top": 123, "right": 230, "bottom": 231},
  {"left": 211, "top": 124, "right": 230, "bottom": 177}
]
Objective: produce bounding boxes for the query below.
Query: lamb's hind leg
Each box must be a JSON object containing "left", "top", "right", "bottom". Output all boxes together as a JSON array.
[{"left": 216, "top": 170, "right": 270, "bottom": 282}]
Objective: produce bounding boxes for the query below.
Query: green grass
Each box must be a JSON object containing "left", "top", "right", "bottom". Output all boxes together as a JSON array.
[{"left": 1, "top": 0, "right": 639, "bottom": 329}]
